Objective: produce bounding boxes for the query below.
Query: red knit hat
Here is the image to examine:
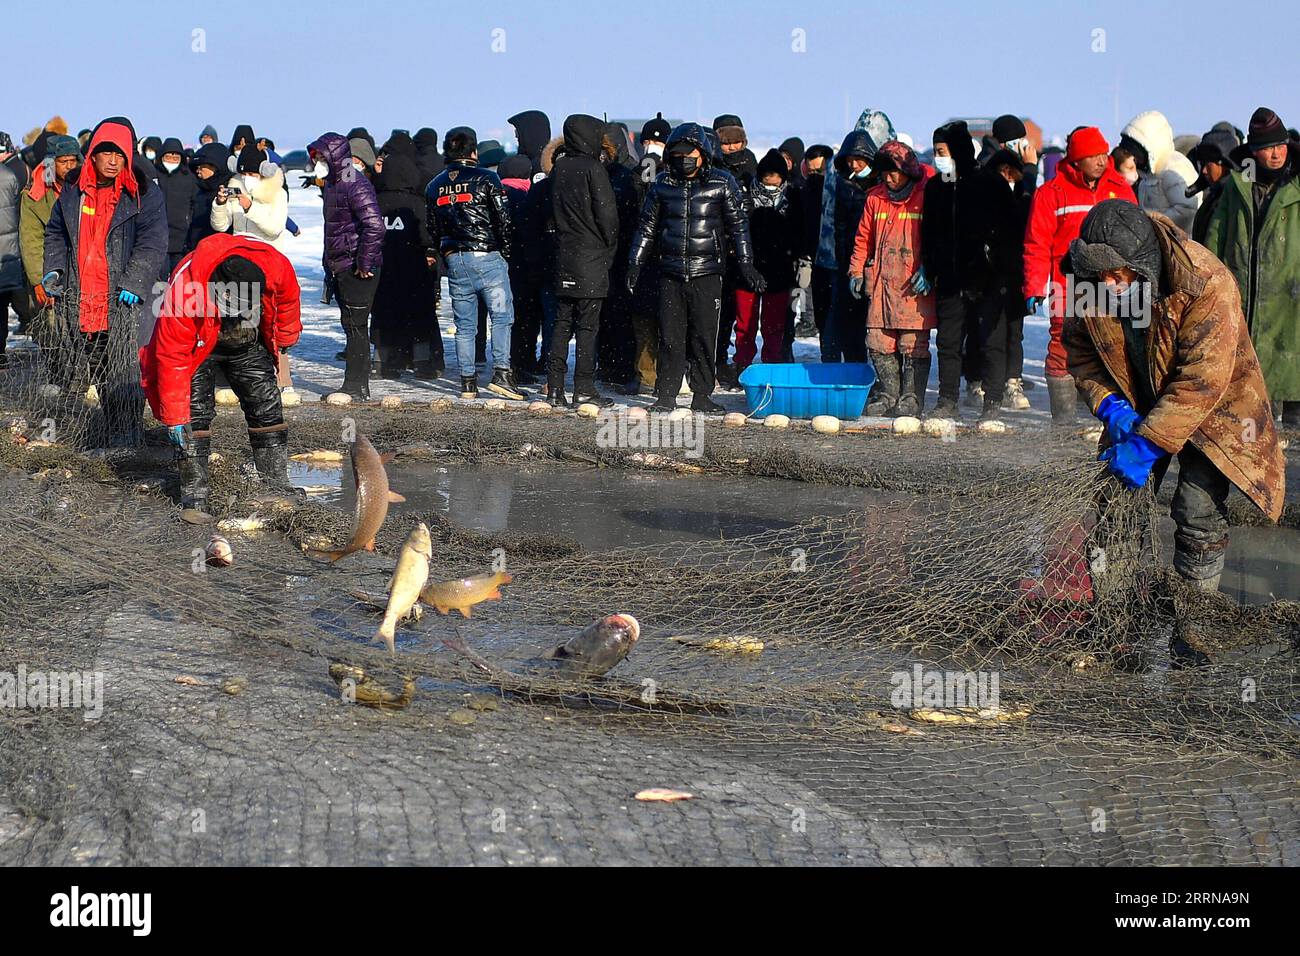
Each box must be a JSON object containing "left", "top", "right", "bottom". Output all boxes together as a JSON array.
[{"left": 1067, "top": 126, "right": 1109, "bottom": 162}]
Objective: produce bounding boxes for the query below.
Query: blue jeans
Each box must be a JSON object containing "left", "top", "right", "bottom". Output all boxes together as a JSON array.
[{"left": 445, "top": 251, "right": 514, "bottom": 373}]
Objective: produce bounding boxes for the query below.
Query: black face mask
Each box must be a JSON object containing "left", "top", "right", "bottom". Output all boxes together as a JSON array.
[{"left": 669, "top": 154, "right": 699, "bottom": 176}]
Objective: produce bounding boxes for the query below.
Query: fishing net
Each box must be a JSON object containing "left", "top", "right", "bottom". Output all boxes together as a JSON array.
[
  {"left": 6, "top": 294, "right": 148, "bottom": 451},
  {"left": 0, "top": 355, "right": 1297, "bottom": 865}
]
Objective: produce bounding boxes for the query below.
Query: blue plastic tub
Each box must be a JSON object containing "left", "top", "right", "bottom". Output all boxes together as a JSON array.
[{"left": 737, "top": 363, "right": 876, "bottom": 419}]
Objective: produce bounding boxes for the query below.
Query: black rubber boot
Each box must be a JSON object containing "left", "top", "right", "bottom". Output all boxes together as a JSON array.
[
  {"left": 1046, "top": 374, "right": 1079, "bottom": 425},
  {"left": 896, "top": 356, "right": 920, "bottom": 418},
  {"left": 546, "top": 387, "right": 570, "bottom": 408},
  {"left": 866, "top": 351, "right": 900, "bottom": 417},
  {"left": 910, "top": 354, "right": 931, "bottom": 416},
  {"left": 179, "top": 433, "right": 214, "bottom": 523},
  {"left": 249, "top": 428, "right": 294, "bottom": 493}
]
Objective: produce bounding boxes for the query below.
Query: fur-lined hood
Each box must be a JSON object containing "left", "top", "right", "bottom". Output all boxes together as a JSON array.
[
  {"left": 225, "top": 164, "right": 285, "bottom": 205},
  {"left": 540, "top": 136, "right": 566, "bottom": 175},
  {"left": 1122, "top": 111, "right": 1197, "bottom": 186}
]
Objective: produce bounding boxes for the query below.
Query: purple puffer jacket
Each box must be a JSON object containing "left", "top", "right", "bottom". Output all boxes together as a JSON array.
[{"left": 308, "top": 132, "right": 383, "bottom": 274}]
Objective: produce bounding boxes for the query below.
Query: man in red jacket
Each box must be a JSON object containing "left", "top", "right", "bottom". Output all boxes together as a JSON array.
[
  {"left": 1022, "top": 126, "right": 1136, "bottom": 422},
  {"left": 140, "top": 233, "right": 301, "bottom": 519}
]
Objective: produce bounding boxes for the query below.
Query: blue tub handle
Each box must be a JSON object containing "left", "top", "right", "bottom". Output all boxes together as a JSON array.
[{"left": 751, "top": 383, "right": 774, "bottom": 418}]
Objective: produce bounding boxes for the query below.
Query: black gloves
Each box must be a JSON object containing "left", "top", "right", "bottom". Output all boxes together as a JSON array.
[
  {"left": 739, "top": 262, "right": 767, "bottom": 294},
  {"left": 625, "top": 263, "right": 642, "bottom": 295}
]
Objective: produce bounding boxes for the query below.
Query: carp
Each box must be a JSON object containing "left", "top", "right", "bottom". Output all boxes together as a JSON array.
[
  {"left": 421, "top": 570, "right": 512, "bottom": 618},
  {"left": 375, "top": 523, "right": 432, "bottom": 654},
  {"left": 307, "top": 433, "right": 404, "bottom": 561}
]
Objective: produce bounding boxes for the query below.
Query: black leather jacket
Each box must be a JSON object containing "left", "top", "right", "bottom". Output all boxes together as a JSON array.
[
  {"left": 629, "top": 123, "right": 753, "bottom": 280},
  {"left": 425, "top": 160, "right": 514, "bottom": 257}
]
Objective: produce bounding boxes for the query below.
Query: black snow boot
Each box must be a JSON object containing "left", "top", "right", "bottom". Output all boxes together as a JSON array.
[
  {"left": 178, "top": 432, "right": 213, "bottom": 523},
  {"left": 1046, "top": 374, "right": 1079, "bottom": 425},
  {"left": 460, "top": 375, "right": 478, "bottom": 400},
  {"left": 487, "top": 369, "right": 527, "bottom": 401},
  {"left": 573, "top": 389, "right": 614, "bottom": 408},
  {"left": 866, "top": 351, "right": 901, "bottom": 417},
  {"left": 691, "top": 396, "right": 725, "bottom": 414},
  {"left": 546, "top": 386, "right": 570, "bottom": 408}
]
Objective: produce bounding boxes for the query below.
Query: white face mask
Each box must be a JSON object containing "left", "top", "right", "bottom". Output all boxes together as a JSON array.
[
  {"left": 1123, "top": 169, "right": 1139, "bottom": 186},
  {"left": 644, "top": 142, "right": 664, "bottom": 157},
  {"left": 313, "top": 160, "right": 329, "bottom": 178},
  {"left": 852, "top": 165, "right": 871, "bottom": 180},
  {"left": 162, "top": 161, "right": 180, "bottom": 173},
  {"left": 145, "top": 150, "right": 156, "bottom": 162},
  {"left": 241, "top": 174, "right": 259, "bottom": 193},
  {"left": 352, "top": 161, "right": 365, "bottom": 175},
  {"left": 933, "top": 155, "right": 955, "bottom": 176}
]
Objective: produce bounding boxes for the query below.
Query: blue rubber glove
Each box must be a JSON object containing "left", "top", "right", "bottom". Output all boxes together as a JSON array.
[
  {"left": 1026, "top": 296, "right": 1043, "bottom": 315},
  {"left": 908, "top": 265, "right": 932, "bottom": 296},
  {"left": 167, "top": 424, "right": 188, "bottom": 449},
  {"left": 41, "top": 270, "right": 63, "bottom": 296},
  {"left": 118, "top": 290, "right": 141, "bottom": 306},
  {"left": 849, "top": 275, "right": 865, "bottom": 299},
  {"left": 1099, "top": 433, "right": 1167, "bottom": 489},
  {"left": 1095, "top": 393, "right": 1141, "bottom": 444}
]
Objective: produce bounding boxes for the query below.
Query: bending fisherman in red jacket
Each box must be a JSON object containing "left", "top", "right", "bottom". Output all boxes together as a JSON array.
[{"left": 140, "top": 233, "right": 301, "bottom": 519}]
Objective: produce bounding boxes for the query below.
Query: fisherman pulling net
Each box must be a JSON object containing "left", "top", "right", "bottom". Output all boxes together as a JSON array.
[{"left": 0, "top": 194, "right": 1297, "bottom": 864}]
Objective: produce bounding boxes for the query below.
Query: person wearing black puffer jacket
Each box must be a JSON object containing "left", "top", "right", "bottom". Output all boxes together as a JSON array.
[
  {"left": 628, "top": 123, "right": 762, "bottom": 413},
  {"left": 548, "top": 114, "right": 619, "bottom": 408},
  {"left": 922, "top": 121, "right": 990, "bottom": 418},
  {"left": 426, "top": 127, "right": 524, "bottom": 401}
]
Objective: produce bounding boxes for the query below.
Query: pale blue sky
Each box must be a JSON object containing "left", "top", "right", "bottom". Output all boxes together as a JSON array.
[{"left": 9, "top": 0, "right": 1294, "bottom": 152}]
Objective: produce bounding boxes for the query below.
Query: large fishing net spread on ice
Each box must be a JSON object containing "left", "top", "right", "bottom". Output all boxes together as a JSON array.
[{"left": 0, "top": 298, "right": 1297, "bottom": 865}]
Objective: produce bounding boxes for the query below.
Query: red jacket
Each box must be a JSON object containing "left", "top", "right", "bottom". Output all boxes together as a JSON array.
[
  {"left": 1022, "top": 159, "right": 1136, "bottom": 307},
  {"left": 140, "top": 234, "right": 301, "bottom": 426}
]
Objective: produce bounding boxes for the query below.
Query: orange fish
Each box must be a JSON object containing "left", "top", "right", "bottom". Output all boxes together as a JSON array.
[{"left": 421, "top": 571, "right": 512, "bottom": 618}]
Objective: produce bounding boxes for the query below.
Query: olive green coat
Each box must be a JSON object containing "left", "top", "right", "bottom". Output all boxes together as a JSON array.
[{"left": 1203, "top": 158, "right": 1300, "bottom": 401}]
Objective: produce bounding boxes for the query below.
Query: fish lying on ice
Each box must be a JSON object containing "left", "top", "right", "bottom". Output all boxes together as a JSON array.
[
  {"left": 540, "top": 613, "right": 640, "bottom": 677},
  {"left": 328, "top": 663, "right": 415, "bottom": 710}
]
